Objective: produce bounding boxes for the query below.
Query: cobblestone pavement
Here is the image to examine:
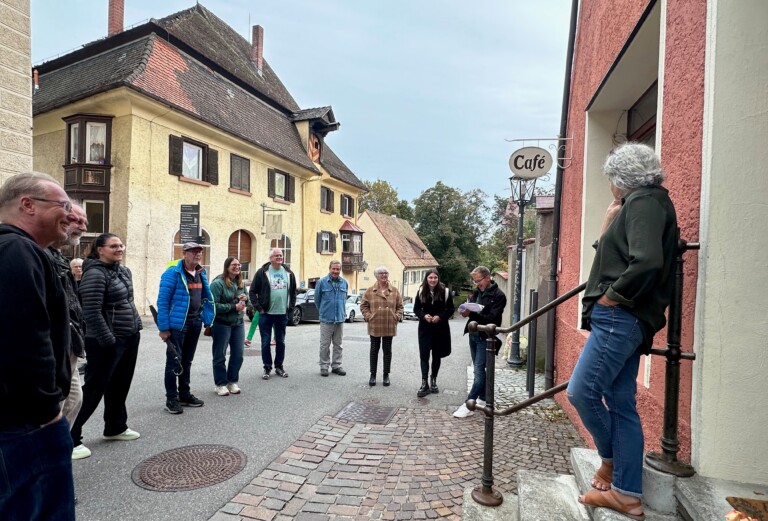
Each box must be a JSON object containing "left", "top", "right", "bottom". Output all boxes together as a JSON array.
[{"left": 209, "top": 365, "right": 584, "bottom": 521}]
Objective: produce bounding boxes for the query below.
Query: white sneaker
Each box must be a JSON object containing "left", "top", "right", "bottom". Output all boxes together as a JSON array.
[
  {"left": 215, "top": 385, "right": 230, "bottom": 396},
  {"left": 102, "top": 428, "right": 140, "bottom": 441},
  {"left": 72, "top": 444, "right": 92, "bottom": 460},
  {"left": 453, "top": 404, "right": 474, "bottom": 418},
  {"left": 476, "top": 399, "right": 487, "bottom": 408},
  {"left": 226, "top": 383, "right": 241, "bottom": 395}
]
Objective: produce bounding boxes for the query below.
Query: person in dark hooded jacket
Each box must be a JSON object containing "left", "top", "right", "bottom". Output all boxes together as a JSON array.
[{"left": 70, "top": 233, "right": 142, "bottom": 460}]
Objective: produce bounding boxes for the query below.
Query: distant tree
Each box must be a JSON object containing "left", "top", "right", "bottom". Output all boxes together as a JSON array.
[
  {"left": 359, "top": 179, "right": 413, "bottom": 222},
  {"left": 412, "top": 182, "right": 489, "bottom": 289},
  {"left": 480, "top": 194, "right": 536, "bottom": 273}
]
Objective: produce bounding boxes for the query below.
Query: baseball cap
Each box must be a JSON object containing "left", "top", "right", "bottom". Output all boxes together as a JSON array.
[{"left": 182, "top": 242, "right": 204, "bottom": 252}]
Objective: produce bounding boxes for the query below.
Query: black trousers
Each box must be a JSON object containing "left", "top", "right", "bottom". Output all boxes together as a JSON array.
[
  {"left": 369, "top": 336, "right": 393, "bottom": 375},
  {"left": 71, "top": 332, "right": 140, "bottom": 446}
]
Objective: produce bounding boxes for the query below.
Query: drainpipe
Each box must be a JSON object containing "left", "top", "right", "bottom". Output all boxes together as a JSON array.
[{"left": 545, "top": 0, "right": 579, "bottom": 390}]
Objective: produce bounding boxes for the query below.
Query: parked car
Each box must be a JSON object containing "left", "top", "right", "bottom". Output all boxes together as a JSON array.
[
  {"left": 403, "top": 302, "right": 417, "bottom": 320},
  {"left": 288, "top": 289, "right": 319, "bottom": 326},
  {"left": 345, "top": 295, "right": 361, "bottom": 322}
]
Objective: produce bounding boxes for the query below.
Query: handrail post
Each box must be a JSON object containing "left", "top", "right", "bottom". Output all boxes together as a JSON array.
[
  {"left": 470, "top": 324, "right": 503, "bottom": 506},
  {"left": 645, "top": 234, "right": 699, "bottom": 476}
]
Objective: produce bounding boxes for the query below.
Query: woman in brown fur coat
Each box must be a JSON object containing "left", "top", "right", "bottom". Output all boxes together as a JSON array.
[{"left": 360, "top": 266, "right": 404, "bottom": 387}]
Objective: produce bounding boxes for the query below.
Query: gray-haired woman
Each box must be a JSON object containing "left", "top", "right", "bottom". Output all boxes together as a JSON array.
[
  {"left": 569, "top": 143, "right": 677, "bottom": 519},
  {"left": 360, "top": 265, "right": 404, "bottom": 387}
]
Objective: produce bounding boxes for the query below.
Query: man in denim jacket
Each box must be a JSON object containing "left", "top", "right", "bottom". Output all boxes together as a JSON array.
[{"left": 314, "top": 260, "right": 348, "bottom": 377}]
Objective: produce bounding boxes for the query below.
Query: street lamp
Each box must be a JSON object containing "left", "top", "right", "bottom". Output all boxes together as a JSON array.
[{"left": 506, "top": 147, "right": 552, "bottom": 368}]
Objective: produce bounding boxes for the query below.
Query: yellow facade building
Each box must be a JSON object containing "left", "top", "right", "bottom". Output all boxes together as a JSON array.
[{"left": 31, "top": 4, "right": 367, "bottom": 312}]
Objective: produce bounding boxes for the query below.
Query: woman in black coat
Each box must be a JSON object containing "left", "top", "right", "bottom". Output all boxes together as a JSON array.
[
  {"left": 70, "top": 233, "right": 142, "bottom": 460},
  {"left": 413, "top": 269, "right": 454, "bottom": 397}
]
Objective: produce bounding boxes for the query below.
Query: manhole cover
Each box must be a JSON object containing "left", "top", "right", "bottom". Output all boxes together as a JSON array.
[
  {"left": 132, "top": 445, "right": 246, "bottom": 492},
  {"left": 361, "top": 397, "right": 380, "bottom": 405},
  {"left": 335, "top": 402, "right": 396, "bottom": 424}
]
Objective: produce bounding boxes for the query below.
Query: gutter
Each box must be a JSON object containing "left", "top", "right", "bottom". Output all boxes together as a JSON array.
[{"left": 545, "top": 0, "right": 579, "bottom": 390}]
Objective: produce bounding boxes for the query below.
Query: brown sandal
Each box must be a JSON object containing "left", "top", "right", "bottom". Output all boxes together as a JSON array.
[
  {"left": 592, "top": 461, "right": 613, "bottom": 491},
  {"left": 579, "top": 489, "right": 645, "bottom": 520}
]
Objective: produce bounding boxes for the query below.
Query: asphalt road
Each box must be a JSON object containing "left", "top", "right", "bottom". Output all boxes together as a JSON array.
[{"left": 72, "top": 315, "right": 472, "bottom": 521}]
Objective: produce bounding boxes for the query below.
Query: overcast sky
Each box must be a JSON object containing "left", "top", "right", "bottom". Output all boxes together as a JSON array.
[{"left": 31, "top": 0, "right": 571, "bottom": 202}]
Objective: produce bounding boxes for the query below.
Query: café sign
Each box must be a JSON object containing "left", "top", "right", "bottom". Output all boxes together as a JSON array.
[{"left": 508, "top": 146, "right": 553, "bottom": 179}]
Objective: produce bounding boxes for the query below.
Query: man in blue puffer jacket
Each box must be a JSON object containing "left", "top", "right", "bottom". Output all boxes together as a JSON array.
[
  {"left": 314, "top": 260, "right": 348, "bottom": 377},
  {"left": 157, "top": 242, "right": 215, "bottom": 414}
]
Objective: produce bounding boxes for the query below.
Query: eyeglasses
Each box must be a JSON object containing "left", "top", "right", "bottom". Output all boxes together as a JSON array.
[
  {"left": 31, "top": 198, "right": 72, "bottom": 212},
  {"left": 471, "top": 275, "right": 488, "bottom": 284}
]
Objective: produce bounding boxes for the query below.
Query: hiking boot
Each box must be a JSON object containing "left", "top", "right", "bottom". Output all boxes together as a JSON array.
[
  {"left": 274, "top": 367, "right": 288, "bottom": 378},
  {"left": 369, "top": 374, "right": 376, "bottom": 386},
  {"left": 165, "top": 399, "right": 183, "bottom": 414},
  {"left": 102, "top": 428, "right": 140, "bottom": 441},
  {"left": 430, "top": 375, "right": 439, "bottom": 394},
  {"left": 331, "top": 367, "right": 346, "bottom": 376},
  {"left": 382, "top": 374, "right": 390, "bottom": 387},
  {"left": 215, "top": 385, "right": 230, "bottom": 396},
  {"left": 179, "top": 394, "right": 204, "bottom": 407},
  {"left": 262, "top": 368, "right": 271, "bottom": 380}
]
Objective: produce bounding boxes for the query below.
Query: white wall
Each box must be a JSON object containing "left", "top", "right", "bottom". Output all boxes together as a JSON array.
[{"left": 693, "top": 0, "right": 768, "bottom": 484}]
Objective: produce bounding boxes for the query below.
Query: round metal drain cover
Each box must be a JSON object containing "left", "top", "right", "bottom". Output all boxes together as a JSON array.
[
  {"left": 132, "top": 444, "right": 246, "bottom": 492},
  {"left": 361, "top": 397, "right": 380, "bottom": 405}
]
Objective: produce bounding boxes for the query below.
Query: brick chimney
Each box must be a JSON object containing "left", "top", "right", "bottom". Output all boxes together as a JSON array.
[
  {"left": 251, "top": 25, "right": 264, "bottom": 76},
  {"left": 108, "top": 0, "right": 124, "bottom": 36}
]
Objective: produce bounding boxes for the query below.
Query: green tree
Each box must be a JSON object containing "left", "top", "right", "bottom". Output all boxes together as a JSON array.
[
  {"left": 480, "top": 195, "right": 536, "bottom": 273},
  {"left": 412, "top": 182, "right": 489, "bottom": 289},
  {"left": 359, "top": 179, "right": 413, "bottom": 222}
]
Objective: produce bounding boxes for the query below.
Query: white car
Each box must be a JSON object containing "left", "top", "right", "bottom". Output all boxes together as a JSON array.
[{"left": 345, "top": 295, "right": 362, "bottom": 322}]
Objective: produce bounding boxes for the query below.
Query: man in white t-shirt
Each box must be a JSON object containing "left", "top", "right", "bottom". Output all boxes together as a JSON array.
[{"left": 248, "top": 248, "right": 297, "bottom": 380}]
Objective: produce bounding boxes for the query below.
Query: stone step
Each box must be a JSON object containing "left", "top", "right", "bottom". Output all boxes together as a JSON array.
[
  {"left": 676, "top": 473, "right": 768, "bottom": 521},
  {"left": 461, "top": 487, "right": 519, "bottom": 521},
  {"left": 517, "top": 469, "right": 590, "bottom": 521},
  {"left": 570, "top": 448, "right": 678, "bottom": 521}
]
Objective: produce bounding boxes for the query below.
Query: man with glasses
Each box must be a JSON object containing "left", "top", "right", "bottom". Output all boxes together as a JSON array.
[
  {"left": 46, "top": 205, "right": 88, "bottom": 431},
  {"left": 249, "top": 248, "right": 297, "bottom": 380},
  {"left": 157, "top": 242, "right": 215, "bottom": 414},
  {"left": 0, "top": 172, "right": 77, "bottom": 519},
  {"left": 453, "top": 266, "right": 506, "bottom": 418}
]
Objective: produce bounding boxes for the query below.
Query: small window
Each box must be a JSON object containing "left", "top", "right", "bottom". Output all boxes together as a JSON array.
[
  {"left": 168, "top": 135, "right": 219, "bottom": 185},
  {"left": 69, "top": 123, "right": 80, "bottom": 163},
  {"left": 270, "top": 235, "right": 292, "bottom": 268},
  {"left": 230, "top": 154, "right": 250, "bottom": 191},
  {"left": 84, "top": 200, "right": 105, "bottom": 234},
  {"left": 86, "top": 122, "right": 107, "bottom": 165},
  {"left": 340, "top": 195, "right": 355, "bottom": 217},
  {"left": 352, "top": 235, "right": 362, "bottom": 254},
  {"left": 267, "top": 169, "right": 295, "bottom": 202},
  {"left": 341, "top": 233, "right": 351, "bottom": 253},
  {"left": 316, "top": 231, "right": 337, "bottom": 253},
  {"left": 321, "top": 186, "right": 335, "bottom": 212}
]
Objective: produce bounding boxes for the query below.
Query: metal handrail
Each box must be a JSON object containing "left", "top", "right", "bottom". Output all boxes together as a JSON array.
[{"left": 466, "top": 235, "right": 699, "bottom": 507}]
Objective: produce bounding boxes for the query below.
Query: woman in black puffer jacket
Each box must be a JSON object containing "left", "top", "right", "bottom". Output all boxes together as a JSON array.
[{"left": 70, "top": 233, "right": 143, "bottom": 460}]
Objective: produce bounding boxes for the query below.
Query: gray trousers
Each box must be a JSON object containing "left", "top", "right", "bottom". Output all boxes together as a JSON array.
[
  {"left": 61, "top": 352, "right": 83, "bottom": 428},
  {"left": 319, "top": 322, "right": 344, "bottom": 369}
]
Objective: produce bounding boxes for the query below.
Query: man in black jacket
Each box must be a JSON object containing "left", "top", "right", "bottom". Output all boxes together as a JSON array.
[
  {"left": 47, "top": 204, "right": 88, "bottom": 430},
  {"left": 453, "top": 266, "right": 507, "bottom": 418},
  {"left": 249, "top": 248, "right": 297, "bottom": 380},
  {"left": 0, "top": 172, "right": 77, "bottom": 520}
]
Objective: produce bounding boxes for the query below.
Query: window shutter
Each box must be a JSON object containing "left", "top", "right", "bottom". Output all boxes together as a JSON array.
[
  {"left": 267, "top": 169, "right": 275, "bottom": 197},
  {"left": 339, "top": 194, "right": 344, "bottom": 215},
  {"left": 329, "top": 190, "right": 335, "bottom": 213},
  {"left": 169, "top": 135, "right": 183, "bottom": 176},
  {"left": 330, "top": 233, "right": 337, "bottom": 253},
  {"left": 349, "top": 198, "right": 355, "bottom": 217},
  {"left": 287, "top": 175, "right": 296, "bottom": 202},
  {"left": 316, "top": 232, "right": 323, "bottom": 253},
  {"left": 205, "top": 148, "right": 219, "bottom": 185},
  {"left": 321, "top": 187, "right": 327, "bottom": 210}
]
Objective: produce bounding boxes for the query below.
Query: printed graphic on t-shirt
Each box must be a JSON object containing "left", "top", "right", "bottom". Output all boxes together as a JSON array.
[{"left": 270, "top": 272, "right": 287, "bottom": 290}]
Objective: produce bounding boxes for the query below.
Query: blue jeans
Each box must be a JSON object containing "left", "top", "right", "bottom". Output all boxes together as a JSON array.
[
  {"left": 0, "top": 417, "right": 75, "bottom": 520},
  {"left": 259, "top": 313, "right": 287, "bottom": 370},
  {"left": 211, "top": 322, "right": 245, "bottom": 386},
  {"left": 467, "top": 333, "right": 487, "bottom": 401},
  {"left": 567, "top": 303, "right": 644, "bottom": 497},
  {"left": 165, "top": 318, "right": 202, "bottom": 399}
]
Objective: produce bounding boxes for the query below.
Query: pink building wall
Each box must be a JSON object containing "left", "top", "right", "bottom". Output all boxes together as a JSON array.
[{"left": 553, "top": 0, "right": 706, "bottom": 461}]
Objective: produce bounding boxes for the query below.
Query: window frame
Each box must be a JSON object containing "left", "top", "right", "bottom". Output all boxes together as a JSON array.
[
  {"left": 340, "top": 194, "right": 355, "bottom": 217},
  {"left": 230, "top": 154, "right": 250, "bottom": 192},
  {"left": 168, "top": 135, "right": 219, "bottom": 185},
  {"left": 267, "top": 169, "right": 295, "bottom": 202},
  {"left": 321, "top": 186, "right": 335, "bottom": 212}
]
